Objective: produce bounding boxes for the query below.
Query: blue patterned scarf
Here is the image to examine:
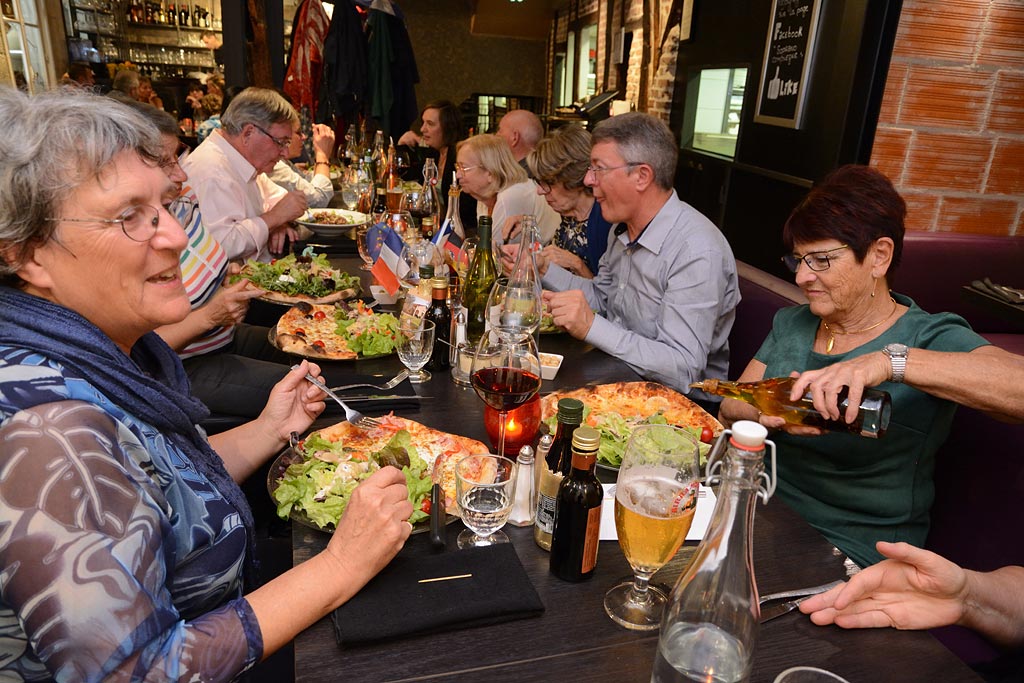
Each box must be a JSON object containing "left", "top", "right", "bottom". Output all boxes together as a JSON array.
[{"left": 0, "top": 286, "right": 256, "bottom": 583}]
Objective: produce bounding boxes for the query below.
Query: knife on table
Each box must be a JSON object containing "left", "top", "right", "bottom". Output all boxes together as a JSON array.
[
  {"left": 429, "top": 483, "right": 446, "bottom": 551},
  {"left": 330, "top": 394, "right": 428, "bottom": 401},
  {"left": 760, "top": 596, "right": 814, "bottom": 623}
]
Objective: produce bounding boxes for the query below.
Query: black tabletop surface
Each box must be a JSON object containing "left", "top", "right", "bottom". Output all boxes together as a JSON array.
[{"left": 284, "top": 257, "right": 980, "bottom": 683}]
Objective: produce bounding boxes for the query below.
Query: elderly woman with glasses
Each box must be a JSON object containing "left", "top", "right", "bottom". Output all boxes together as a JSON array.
[
  {"left": 455, "top": 133, "right": 560, "bottom": 247},
  {"left": 720, "top": 164, "right": 1024, "bottom": 568},
  {"left": 525, "top": 124, "right": 611, "bottom": 278},
  {"left": 0, "top": 88, "right": 412, "bottom": 681}
]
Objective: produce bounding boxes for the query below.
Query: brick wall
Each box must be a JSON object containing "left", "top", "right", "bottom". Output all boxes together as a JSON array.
[{"left": 869, "top": 0, "right": 1024, "bottom": 235}]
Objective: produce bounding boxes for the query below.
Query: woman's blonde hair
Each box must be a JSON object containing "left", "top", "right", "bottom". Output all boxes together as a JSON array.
[{"left": 457, "top": 134, "right": 527, "bottom": 199}]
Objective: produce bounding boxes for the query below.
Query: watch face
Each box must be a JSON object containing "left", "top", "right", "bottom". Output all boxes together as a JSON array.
[{"left": 885, "top": 343, "right": 908, "bottom": 356}]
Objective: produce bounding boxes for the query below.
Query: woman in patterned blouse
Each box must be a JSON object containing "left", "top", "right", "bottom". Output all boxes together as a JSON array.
[{"left": 0, "top": 88, "right": 413, "bottom": 682}]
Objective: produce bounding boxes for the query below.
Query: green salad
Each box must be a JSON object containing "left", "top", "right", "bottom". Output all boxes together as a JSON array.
[
  {"left": 334, "top": 300, "right": 400, "bottom": 356},
  {"left": 273, "top": 429, "right": 433, "bottom": 529},
  {"left": 238, "top": 250, "right": 359, "bottom": 299},
  {"left": 543, "top": 407, "right": 711, "bottom": 468}
]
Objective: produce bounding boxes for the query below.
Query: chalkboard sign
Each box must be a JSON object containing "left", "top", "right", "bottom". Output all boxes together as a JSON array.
[{"left": 754, "top": 0, "right": 822, "bottom": 129}]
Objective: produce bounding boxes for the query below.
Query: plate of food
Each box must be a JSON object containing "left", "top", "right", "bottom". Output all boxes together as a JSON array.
[
  {"left": 540, "top": 381, "right": 722, "bottom": 471},
  {"left": 268, "top": 415, "right": 490, "bottom": 532},
  {"left": 539, "top": 311, "right": 566, "bottom": 334},
  {"left": 237, "top": 250, "right": 361, "bottom": 305},
  {"left": 270, "top": 299, "right": 400, "bottom": 361},
  {"left": 295, "top": 208, "right": 369, "bottom": 238}
]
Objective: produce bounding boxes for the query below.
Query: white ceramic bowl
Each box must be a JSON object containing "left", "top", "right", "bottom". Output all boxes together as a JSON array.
[{"left": 540, "top": 352, "right": 563, "bottom": 380}]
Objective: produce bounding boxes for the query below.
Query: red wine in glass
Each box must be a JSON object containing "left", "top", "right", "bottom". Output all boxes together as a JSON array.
[{"left": 471, "top": 367, "right": 541, "bottom": 411}]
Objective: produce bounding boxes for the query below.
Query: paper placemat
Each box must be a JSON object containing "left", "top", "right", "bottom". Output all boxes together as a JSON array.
[{"left": 599, "top": 484, "right": 716, "bottom": 542}]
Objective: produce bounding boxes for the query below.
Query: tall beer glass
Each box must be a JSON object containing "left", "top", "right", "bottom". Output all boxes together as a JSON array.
[{"left": 604, "top": 424, "right": 701, "bottom": 631}]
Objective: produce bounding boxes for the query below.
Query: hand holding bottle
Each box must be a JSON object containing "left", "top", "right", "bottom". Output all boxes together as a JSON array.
[{"left": 787, "top": 352, "right": 897, "bottom": 424}]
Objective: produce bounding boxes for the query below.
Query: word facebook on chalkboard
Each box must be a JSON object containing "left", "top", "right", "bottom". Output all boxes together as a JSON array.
[{"left": 755, "top": 0, "right": 822, "bottom": 129}]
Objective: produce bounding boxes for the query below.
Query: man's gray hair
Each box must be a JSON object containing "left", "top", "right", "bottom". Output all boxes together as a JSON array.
[
  {"left": 591, "top": 112, "right": 678, "bottom": 191},
  {"left": 111, "top": 68, "right": 140, "bottom": 94},
  {"left": 220, "top": 87, "right": 297, "bottom": 136},
  {"left": 0, "top": 87, "right": 162, "bottom": 284}
]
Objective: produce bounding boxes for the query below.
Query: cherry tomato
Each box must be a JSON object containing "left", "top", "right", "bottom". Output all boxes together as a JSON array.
[
  {"left": 420, "top": 499, "right": 432, "bottom": 514},
  {"left": 312, "top": 340, "right": 326, "bottom": 349},
  {"left": 700, "top": 426, "right": 715, "bottom": 444},
  {"left": 313, "top": 310, "right": 327, "bottom": 320}
]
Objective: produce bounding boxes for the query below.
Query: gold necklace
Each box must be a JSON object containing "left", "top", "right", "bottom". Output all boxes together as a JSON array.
[{"left": 821, "top": 296, "right": 898, "bottom": 353}]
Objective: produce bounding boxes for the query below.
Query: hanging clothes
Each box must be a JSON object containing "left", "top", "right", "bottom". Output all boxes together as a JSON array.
[
  {"left": 318, "top": 0, "right": 369, "bottom": 124},
  {"left": 284, "top": 0, "right": 331, "bottom": 116},
  {"left": 366, "top": 2, "right": 419, "bottom": 139}
]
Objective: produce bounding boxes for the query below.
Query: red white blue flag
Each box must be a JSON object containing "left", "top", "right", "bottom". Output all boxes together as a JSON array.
[{"left": 368, "top": 223, "right": 408, "bottom": 295}]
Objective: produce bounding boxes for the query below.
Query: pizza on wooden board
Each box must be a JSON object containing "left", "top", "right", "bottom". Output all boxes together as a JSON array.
[
  {"left": 238, "top": 251, "right": 359, "bottom": 305},
  {"left": 275, "top": 300, "right": 399, "bottom": 360},
  {"left": 540, "top": 381, "right": 723, "bottom": 468},
  {"left": 271, "top": 415, "right": 490, "bottom": 529}
]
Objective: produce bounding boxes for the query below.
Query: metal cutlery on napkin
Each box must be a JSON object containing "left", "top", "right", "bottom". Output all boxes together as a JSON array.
[{"left": 758, "top": 579, "right": 844, "bottom": 624}]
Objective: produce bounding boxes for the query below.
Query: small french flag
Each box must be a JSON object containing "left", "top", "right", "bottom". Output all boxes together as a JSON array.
[
  {"left": 431, "top": 216, "right": 465, "bottom": 263},
  {"left": 368, "top": 222, "right": 409, "bottom": 295}
]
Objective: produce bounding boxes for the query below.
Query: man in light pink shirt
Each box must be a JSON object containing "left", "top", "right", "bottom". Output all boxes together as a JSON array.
[{"left": 184, "top": 87, "right": 308, "bottom": 262}]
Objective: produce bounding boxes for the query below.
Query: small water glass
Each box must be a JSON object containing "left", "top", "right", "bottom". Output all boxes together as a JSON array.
[
  {"left": 396, "top": 319, "right": 435, "bottom": 383},
  {"left": 455, "top": 454, "right": 517, "bottom": 549}
]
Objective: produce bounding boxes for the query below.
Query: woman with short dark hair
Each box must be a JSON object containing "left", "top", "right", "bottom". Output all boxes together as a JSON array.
[{"left": 719, "top": 164, "right": 1024, "bottom": 568}]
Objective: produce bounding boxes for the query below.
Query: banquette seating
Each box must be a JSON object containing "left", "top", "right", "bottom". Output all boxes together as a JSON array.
[{"left": 726, "top": 232, "right": 1024, "bottom": 666}]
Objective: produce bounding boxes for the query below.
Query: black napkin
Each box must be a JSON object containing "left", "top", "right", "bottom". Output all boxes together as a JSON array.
[
  {"left": 316, "top": 369, "right": 421, "bottom": 413},
  {"left": 330, "top": 543, "right": 544, "bottom": 646}
]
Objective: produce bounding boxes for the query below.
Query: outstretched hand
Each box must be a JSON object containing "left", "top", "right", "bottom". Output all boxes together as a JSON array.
[{"left": 799, "top": 541, "right": 968, "bottom": 631}]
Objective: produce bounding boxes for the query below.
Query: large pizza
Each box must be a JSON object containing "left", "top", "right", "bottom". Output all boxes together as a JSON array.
[
  {"left": 271, "top": 415, "right": 489, "bottom": 530},
  {"left": 274, "top": 300, "right": 399, "bottom": 360},
  {"left": 238, "top": 250, "right": 360, "bottom": 305},
  {"left": 541, "top": 381, "right": 723, "bottom": 468}
]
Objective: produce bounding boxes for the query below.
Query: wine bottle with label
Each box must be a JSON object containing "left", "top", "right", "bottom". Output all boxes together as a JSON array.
[
  {"left": 534, "top": 398, "right": 584, "bottom": 551},
  {"left": 425, "top": 277, "right": 451, "bottom": 371},
  {"left": 549, "top": 426, "right": 603, "bottom": 581},
  {"left": 691, "top": 377, "right": 891, "bottom": 438},
  {"left": 461, "top": 215, "right": 497, "bottom": 346}
]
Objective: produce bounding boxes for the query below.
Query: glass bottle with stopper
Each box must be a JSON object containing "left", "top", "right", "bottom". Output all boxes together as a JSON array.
[
  {"left": 652, "top": 421, "right": 777, "bottom": 683},
  {"left": 691, "top": 377, "right": 891, "bottom": 438}
]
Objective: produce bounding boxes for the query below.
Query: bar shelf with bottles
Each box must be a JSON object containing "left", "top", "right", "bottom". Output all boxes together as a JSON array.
[{"left": 126, "top": 1, "right": 221, "bottom": 31}]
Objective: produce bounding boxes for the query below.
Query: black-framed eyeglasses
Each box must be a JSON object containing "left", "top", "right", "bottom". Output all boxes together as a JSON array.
[
  {"left": 536, "top": 178, "right": 553, "bottom": 193},
  {"left": 781, "top": 244, "right": 850, "bottom": 273},
  {"left": 252, "top": 123, "right": 292, "bottom": 149},
  {"left": 47, "top": 204, "right": 163, "bottom": 242},
  {"left": 584, "top": 162, "right": 640, "bottom": 179}
]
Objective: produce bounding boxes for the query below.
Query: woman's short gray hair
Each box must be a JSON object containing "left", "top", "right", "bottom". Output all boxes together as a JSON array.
[
  {"left": 527, "top": 124, "right": 592, "bottom": 195},
  {"left": 220, "top": 87, "right": 297, "bottom": 136},
  {"left": 591, "top": 112, "right": 678, "bottom": 191},
  {"left": 0, "top": 87, "right": 163, "bottom": 285},
  {"left": 457, "top": 134, "right": 528, "bottom": 199}
]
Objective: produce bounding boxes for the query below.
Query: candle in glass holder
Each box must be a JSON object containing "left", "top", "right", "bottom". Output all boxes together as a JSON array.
[{"left": 484, "top": 395, "right": 541, "bottom": 456}]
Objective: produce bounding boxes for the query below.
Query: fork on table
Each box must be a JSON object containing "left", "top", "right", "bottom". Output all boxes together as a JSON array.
[
  {"left": 330, "top": 369, "right": 410, "bottom": 392},
  {"left": 292, "top": 365, "right": 381, "bottom": 428}
]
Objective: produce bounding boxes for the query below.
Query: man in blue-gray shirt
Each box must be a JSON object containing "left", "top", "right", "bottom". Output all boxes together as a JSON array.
[{"left": 537, "top": 112, "right": 739, "bottom": 401}]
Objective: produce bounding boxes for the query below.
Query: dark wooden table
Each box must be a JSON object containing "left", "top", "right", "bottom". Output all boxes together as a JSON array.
[
  {"left": 961, "top": 284, "right": 1024, "bottom": 332},
  {"left": 286, "top": 307, "right": 981, "bottom": 682}
]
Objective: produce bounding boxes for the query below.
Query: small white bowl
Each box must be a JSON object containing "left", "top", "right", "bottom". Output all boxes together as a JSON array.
[
  {"left": 370, "top": 284, "right": 399, "bottom": 305},
  {"left": 540, "top": 352, "right": 563, "bottom": 380}
]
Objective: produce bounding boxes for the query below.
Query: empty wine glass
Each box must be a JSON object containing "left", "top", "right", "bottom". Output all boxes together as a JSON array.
[
  {"left": 456, "top": 453, "right": 517, "bottom": 548},
  {"left": 396, "top": 319, "right": 435, "bottom": 383},
  {"left": 605, "top": 424, "right": 702, "bottom": 631},
  {"left": 470, "top": 334, "right": 541, "bottom": 458}
]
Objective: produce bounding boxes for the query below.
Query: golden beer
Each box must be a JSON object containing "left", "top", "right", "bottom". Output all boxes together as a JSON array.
[{"left": 614, "top": 478, "right": 696, "bottom": 575}]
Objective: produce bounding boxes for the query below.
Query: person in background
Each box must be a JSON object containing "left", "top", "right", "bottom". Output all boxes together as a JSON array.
[
  {"left": 63, "top": 61, "right": 95, "bottom": 89},
  {"left": 184, "top": 87, "right": 308, "bottom": 262},
  {"left": 0, "top": 86, "right": 411, "bottom": 682},
  {"left": 136, "top": 75, "right": 163, "bottom": 110},
  {"left": 800, "top": 541, "right": 1024, "bottom": 679},
  {"left": 202, "top": 32, "right": 224, "bottom": 70},
  {"left": 196, "top": 92, "right": 223, "bottom": 143},
  {"left": 186, "top": 80, "right": 205, "bottom": 119},
  {"left": 534, "top": 112, "right": 739, "bottom": 403},
  {"left": 522, "top": 124, "right": 611, "bottom": 278},
  {"left": 108, "top": 68, "right": 140, "bottom": 103},
  {"left": 123, "top": 100, "right": 297, "bottom": 419},
  {"left": 495, "top": 109, "right": 543, "bottom": 177},
  {"left": 456, "top": 133, "right": 560, "bottom": 246},
  {"left": 718, "top": 164, "right": 1024, "bottom": 568},
  {"left": 267, "top": 122, "right": 335, "bottom": 208}
]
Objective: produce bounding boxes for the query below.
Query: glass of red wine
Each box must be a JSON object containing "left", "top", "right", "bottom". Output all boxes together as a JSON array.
[{"left": 470, "top": 333, "right": 541, "bottom": 459}]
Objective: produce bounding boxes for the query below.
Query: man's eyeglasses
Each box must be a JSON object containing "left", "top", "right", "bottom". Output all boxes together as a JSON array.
[
  {"left": 584, "top": 162, "right": 640, "bottom": 179},
  {"left": 47, "top": 204, "right": 164, "bottom": 243},
  {"left": 252, "top": 123, "right": 292, "bottom": 149},
  {"left": 781, "top": 244, "right": 850, "bottom": 273},
  {"left": 159, "top": 143, "right": 190, "bottom": 172},
  {"left": 455, "top": 163, "right": 479, "bottom": 173}
]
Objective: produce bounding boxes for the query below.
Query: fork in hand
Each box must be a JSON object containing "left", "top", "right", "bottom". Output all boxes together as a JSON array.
[
  {"left": 292, "top": 365, "right": 381, "bottom": 428},
  {"left": 330, "top": 369, "right": 410, "bottom": 392}
]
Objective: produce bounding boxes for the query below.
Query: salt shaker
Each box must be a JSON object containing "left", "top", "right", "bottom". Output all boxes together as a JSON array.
[{"left": 509, "top": 445, "right": 536, "bottom": 527}]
